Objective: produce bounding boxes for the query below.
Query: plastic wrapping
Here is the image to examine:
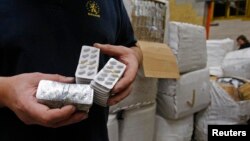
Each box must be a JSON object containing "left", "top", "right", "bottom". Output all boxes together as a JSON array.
[
  {"left": 194, "top": 81, "right": 250, "bottom": 141},
  {"left": 168, "top": 22, "right": 207, "bottom": 73},
  {"left": 206, "top": 38, "right": 235, "bottom": 66},
  {"left": 36, "top": 80, "right": 94, "bottom": 112},
  {"left": 107, "top": 114, "right": 119, "bottom": 141},
  {"left": 222, "top": 48, "right": 250, "bottom": 79},
  {"left": 119, "top": 104, "right": 156, "bottom": 141},
  {"left": 110, "top": 68, "right": 157, "bottom": 113},
  {"left": 154, "top": 115, "right": 194, "bottom": 141},
  {"left": 157, "top": 68, "right": 210, "bottom": 120}
]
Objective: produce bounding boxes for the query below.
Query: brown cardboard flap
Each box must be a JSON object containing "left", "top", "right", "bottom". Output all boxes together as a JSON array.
[{"left": 138, "top": 41, "right": 180, "bottom": 79}]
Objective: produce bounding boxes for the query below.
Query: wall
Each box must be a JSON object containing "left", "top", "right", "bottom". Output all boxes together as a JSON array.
[
  {"left": 210, "top": 19, "right": 250, "bottom": 48},
  {"left": 169, "top": 0, "right": 206, "bottom": 25}
]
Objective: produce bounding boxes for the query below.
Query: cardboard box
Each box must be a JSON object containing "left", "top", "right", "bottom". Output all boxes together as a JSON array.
[
  {"left": 239, "top": 83, "right": 250, "bottom": 101},
  {"left": 137, "top": 41, "right": 180, "bottom": 79}
]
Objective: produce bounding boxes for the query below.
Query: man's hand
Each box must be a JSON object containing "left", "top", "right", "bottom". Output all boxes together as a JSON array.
[
  {"left": 0, "top": 73, "right": 87, "bottom": 128},
  {"left": 94, "top": 43, "right": 142, "bottom": 106}
]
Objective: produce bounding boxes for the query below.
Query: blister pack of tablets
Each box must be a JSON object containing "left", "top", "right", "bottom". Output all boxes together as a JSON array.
[
  {"left": 36, "top": 80, "right": 94, "bottom": 112},
  {"left": 75, "top": 46, "right": 100, "bottom": 84},
  {"left": 91, "top": 58, "right": 126, "bottom": 107}
]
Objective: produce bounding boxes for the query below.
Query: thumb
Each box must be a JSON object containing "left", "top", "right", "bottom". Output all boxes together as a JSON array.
[
  {"left": 93, "top": 43, "right": 124, "bottom": 56},
  {"left": 37, "top": 73, "right": 75, "bottom": 83},
  {"left": 56, "top": 76, "right": 75, "bottom": 83}
]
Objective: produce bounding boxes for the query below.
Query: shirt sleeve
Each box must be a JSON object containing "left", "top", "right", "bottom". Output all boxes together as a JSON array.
[{"left": 115, "top": 0, "right": 137, "bottom": 47}]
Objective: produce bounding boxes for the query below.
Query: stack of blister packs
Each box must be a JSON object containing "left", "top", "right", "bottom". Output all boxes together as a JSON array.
[
  {"left": 36, "top": 80, "right": 94, "bottom": 112},
  {"left": 75, "top": 46, "right": 126, "bottom": 107},
  {"left": 75, "top": 46, "right": 100, "bottom": 84},
  {"left": 36, "top": 45, "right": 126, "bottom": 112},
  {"left": 91, "top": 58, "right": 126, "bottom": 107}
]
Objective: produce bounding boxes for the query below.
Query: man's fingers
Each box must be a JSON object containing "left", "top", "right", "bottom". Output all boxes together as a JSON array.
[
  {"left": 34, "top": 73, "right": 74, "bottom": 84},
  {"left": 112, "top": 64, "right": 137, "bottom": 94},
  {"left": 93, "top": 43, "right": 139, "bottom": 105},
  {"left": 108, "top": 85, "right": 133, "bottom": 106},
  {"left": 45, "top": 105, "right": 77, "bottom": 124},
  {"left": 28, "top": 103, "right": 76, "bottom": 126},
  {"left": 94, "top": 43, "right": 124, "bottom": 56},
  {"left": 52, "top": 112, "right": 87, "bottom": 128}
]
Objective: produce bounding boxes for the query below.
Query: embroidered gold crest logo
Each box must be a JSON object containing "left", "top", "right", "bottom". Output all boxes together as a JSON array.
[{"left": 86, "top": 1, "right": 100, "bottom": 18}]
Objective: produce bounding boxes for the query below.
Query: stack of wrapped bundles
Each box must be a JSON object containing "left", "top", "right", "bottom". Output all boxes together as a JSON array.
[
  {"left": 110, "top": 68, "right": 158, "bottom": 113},
  {"left": 108, "top": 104, "right": 156, "bottom": 141},
  {"left": 154, "top": 115, "right": 194, "bottom": 141},
  {"left": 107, "top": 68, "right": 158, "bottom": 141},
  {"left": 157, "top": 68, "right": 210, "bottom": 120},
  {"left": 119, "top": 104, "right": 156, "bottom": 141},
  {"left": 107, "top": 114, "right": 119, "bottom": 141},
  {"left": 107, "top": 1, "right": 169, "bottom": 141},
  {"left": 156, "top": 22, "right": 211, "bottom": 141},
  {"left": 194, "top": 78, "right": 250, "bottom": 141},
  {"left": 222, "top": 48, "right": 250, "bottom": 79},
  {"left": 206, "top": 38, "right": 235, "bottom": 77}
]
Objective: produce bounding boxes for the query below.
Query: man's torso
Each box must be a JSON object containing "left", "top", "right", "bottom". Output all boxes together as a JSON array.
[{"left": 0, "top": 0, "right": 128, "bottom": 140}]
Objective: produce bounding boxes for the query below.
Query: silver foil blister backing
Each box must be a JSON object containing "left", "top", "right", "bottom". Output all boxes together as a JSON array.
[{"left": 36, "top": 80, "right": 94, "bottom": 112}]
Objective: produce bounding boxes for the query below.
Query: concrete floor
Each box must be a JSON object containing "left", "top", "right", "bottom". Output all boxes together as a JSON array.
[{"left": 210, "top": 19, "right": 250, "bottom": 44}]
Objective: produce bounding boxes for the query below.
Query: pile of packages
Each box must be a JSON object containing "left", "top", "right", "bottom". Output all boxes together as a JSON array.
[
  {"left": 194, "top": 78, "right": 250, "bottom": 141},
  {"left": 155, "top": 22, "right": 210, "bottom": 141},
  {"left": 108, "top": 7, "right": 211, "bottom": 141},
  {"left": 108, "top": 68, "right": 158, "bottom": 141},
  {"left": 107, "top": 0, "right": 250, "bottom": 141},
  {"left": 36, "top": 46, "right": 128, "bottom": 112},
  {"left": 193, "top": 40, "right": 250, "bottom": 141},
  {"left": 107, "top": 1, "right": 167, "bottom": 141},
  {"left": 206, "top": 38, "right": 250, "bottom": 79}
]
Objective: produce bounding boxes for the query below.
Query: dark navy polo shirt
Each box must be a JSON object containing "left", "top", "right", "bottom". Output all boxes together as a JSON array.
[{"left": 0, "top": 0, "right": 136, "bottom": 140}]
